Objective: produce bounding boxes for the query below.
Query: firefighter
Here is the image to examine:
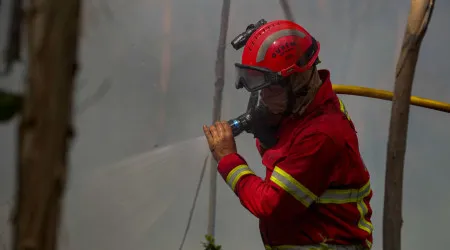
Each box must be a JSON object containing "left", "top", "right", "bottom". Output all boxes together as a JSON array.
[{"left": 203, "top": 20, "right": 373, "bottom": 250}]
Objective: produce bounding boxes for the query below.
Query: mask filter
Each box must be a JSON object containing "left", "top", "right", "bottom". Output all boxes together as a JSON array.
[
  {"left": 227, "top": 91, "right": 279, "bottom": 148},
  {"left": 227, "top": 91, "right": 259, "bottom": 137}
]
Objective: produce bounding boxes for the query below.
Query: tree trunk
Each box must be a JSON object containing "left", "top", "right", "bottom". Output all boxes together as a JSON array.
[
  {"left": 12, "top": 0, "right": 81, "bottom": 249},
  {"left": 383, "top": 1, "right": 435, "bottom": 250}
]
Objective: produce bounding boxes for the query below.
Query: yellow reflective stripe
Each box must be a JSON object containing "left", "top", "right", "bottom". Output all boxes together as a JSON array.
[
  {"left": 317, "top": 181, "right": 373, "bottom": 235},
  {"left": 270, "top": 166, "right": 317, "bottom": 207},
  {"left": 317, "top": 181, "right": 371, "bottom": 204},
  {"left": 225, "top": 164, "right": 255, "bottom": 191},
  {"left": 270, "top": 165, "right": 373, "bottom": 237},
  {"left": 357, "top": 199, "right": 373, "bottom": 234},
  {"left": 338, "top": 98, "right": 351, "bottom": 121},
  {"left": 365, "top": 239, "right": 372, "bottom": 249}
]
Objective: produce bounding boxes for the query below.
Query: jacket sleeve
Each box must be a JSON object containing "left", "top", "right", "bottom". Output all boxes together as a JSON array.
[{"left": 217, "top": 132, "right": 342, "bottom": 219}]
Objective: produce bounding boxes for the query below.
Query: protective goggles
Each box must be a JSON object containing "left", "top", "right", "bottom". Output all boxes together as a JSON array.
[
  {"left": 234, "top": 37, "right": 320, "bottom": 92},
  {"left": 234, "top": 64, "right": 284, "bottom": 92}
]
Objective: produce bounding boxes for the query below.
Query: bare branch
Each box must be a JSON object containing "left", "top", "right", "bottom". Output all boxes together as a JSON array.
[
  {"left": 383, "top": 1, "right": 435, "bottom": 250},
  {"left": 208, "top": 0, "right": 230, "bottom": 237},
  {"left": 279, "top": 0, "right": 295, "bottom": 21}
]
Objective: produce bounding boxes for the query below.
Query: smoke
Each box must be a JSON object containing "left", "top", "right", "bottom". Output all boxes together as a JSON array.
[{"left": 0, "top": 0, "right": 450, "bottom": 249}]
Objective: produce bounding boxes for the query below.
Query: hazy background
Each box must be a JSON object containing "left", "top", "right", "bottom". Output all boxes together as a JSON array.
[{"left": 1, "top": 0, "right": 450, "bottom": 249}]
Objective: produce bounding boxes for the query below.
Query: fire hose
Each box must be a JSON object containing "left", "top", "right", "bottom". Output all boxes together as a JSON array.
[
  {"left": 228, "top": 85, "right": 450, "bottom": 137},
  {"left": 332, "top": 84, "right": 450, "bottom": 113}
]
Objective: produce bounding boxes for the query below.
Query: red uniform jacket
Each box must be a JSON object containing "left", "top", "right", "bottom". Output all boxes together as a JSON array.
[{"left": 217, "top": 70, "right": 373, "bottom": 249}]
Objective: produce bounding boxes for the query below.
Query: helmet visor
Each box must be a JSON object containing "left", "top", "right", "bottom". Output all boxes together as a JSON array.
[{"left": 234, "top": 63, "right": 281, "bottom": 92}]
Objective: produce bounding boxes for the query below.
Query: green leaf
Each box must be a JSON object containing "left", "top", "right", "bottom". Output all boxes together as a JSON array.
[
  {"left": 0, "top": 89, "right": 22, "bottom": 122},
  {"left": 201, "top": 235, "right": 222, "bottom": 250}
]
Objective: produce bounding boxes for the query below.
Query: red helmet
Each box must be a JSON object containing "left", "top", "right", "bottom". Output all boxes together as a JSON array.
[{"left": 235, "top": 20, "right": 320, "bottom": 92}]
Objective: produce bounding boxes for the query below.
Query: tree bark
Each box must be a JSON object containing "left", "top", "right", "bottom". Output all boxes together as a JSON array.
[
  {"left": 12, "top": 0, "right": 81, "bottom": 249},
  {"left": 383, "top": 1, "right": 434, "bottom": 250}
]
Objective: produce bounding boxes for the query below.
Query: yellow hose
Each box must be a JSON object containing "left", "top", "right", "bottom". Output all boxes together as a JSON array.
[{"left": 332, "top": 84, "right": 450, "bottom": 114}]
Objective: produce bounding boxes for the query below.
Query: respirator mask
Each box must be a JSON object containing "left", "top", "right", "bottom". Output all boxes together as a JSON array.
[{"left": 227, "top": 90, "right": 280, "bottom": 148}]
